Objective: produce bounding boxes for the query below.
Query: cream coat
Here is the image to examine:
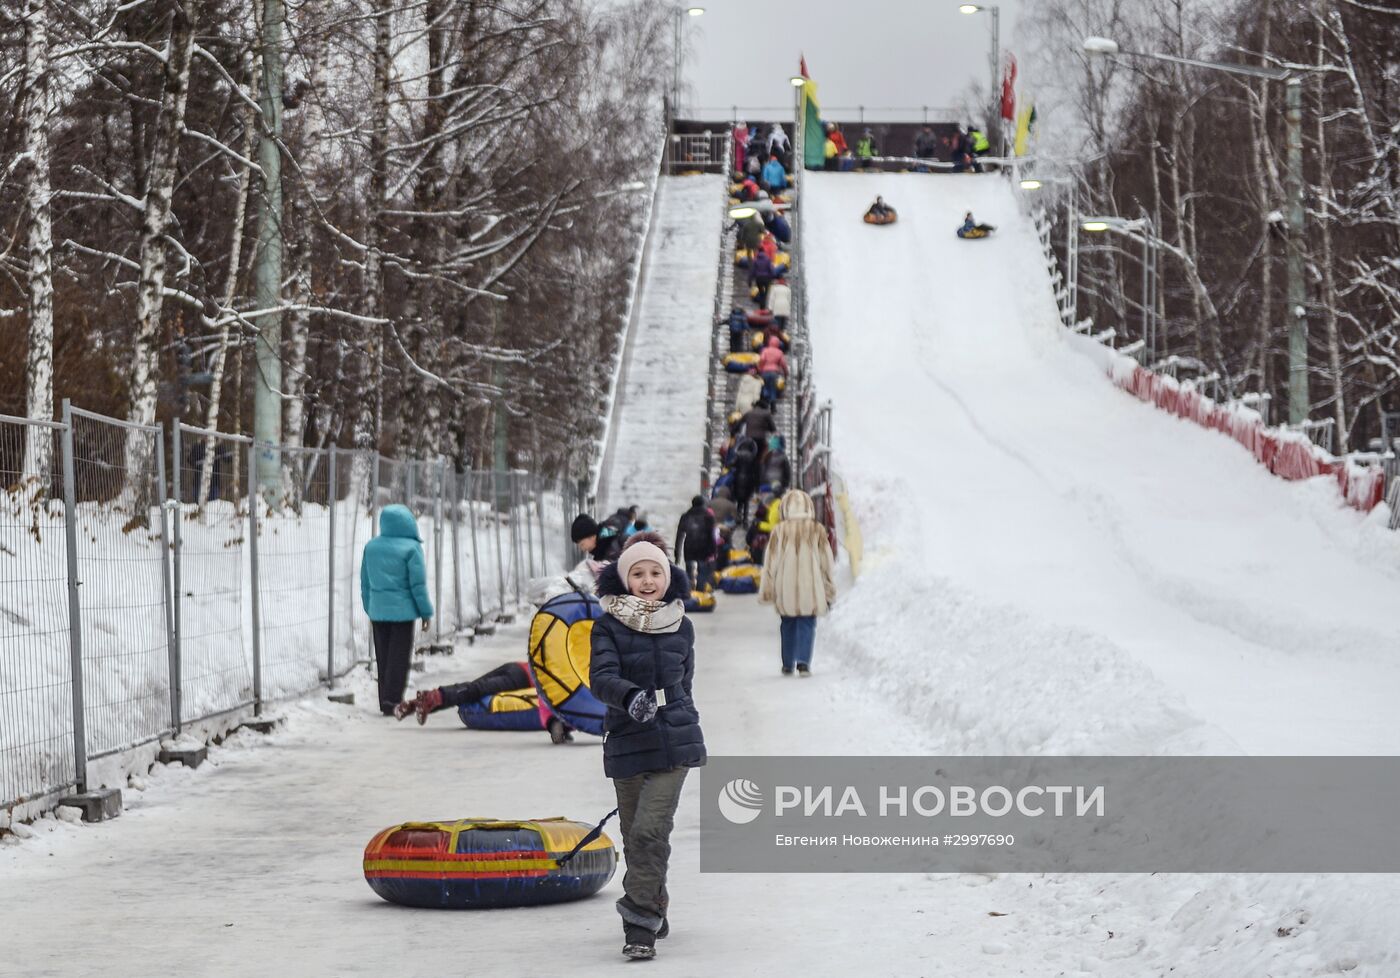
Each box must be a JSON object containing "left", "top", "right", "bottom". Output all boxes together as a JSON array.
[
  {"left": 735, "top": 373, "right": 763, "bottom": 413},
  {"left": 759, "top": 490, "right": 836, "bottom": 617}
]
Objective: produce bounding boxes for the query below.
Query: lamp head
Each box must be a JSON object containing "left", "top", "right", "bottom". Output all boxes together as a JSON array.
[
  {"left": 790, "top": 76, "right": 806, "bottom": 87},
  {"left": 959, "top": 4, "right": 980, "bottom": 12},
  {"left": 687, "top": 6, "right": 705, "bottom": 15},
  {"left": 1019, "top": 179, "right": 1043, "bottom": 190},
  {"left": 1081, "top": 220, "right": 1111, "bottom": 232},
  {"left": 1083, "top": 36, "right": 1120, "bottom": 55},
  {"left": 728, "top": 206, "right": 758, "bottom": 220}
]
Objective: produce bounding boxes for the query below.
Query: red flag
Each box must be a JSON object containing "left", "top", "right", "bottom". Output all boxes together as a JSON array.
[
  {"left": 1000, "top": 53, "right": 1017, "bottom": 121},
  {"left": 800, "top": 54, "right": 809, "bottom": 78}
]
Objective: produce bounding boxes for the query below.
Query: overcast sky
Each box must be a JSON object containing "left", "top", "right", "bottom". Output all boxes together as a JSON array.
[{"left": 676, "top": 0, "right": 1025, "bottom": 124}]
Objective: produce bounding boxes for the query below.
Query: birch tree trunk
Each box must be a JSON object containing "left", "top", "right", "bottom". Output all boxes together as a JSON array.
[
  {"left": 358, "top": 0, "right": 391, "bottom": 453},
  {"left": 351, "top": 0, "right": 393, "bottom": 502},
  {"left": 198, "top": 57, "right": 261, "bottom": 507},
  {"left": 21, "top": 0, "right": 55, "bottom": 489},
  {"left": 124, "top": 0, "right": 198, "bottom": 493}
]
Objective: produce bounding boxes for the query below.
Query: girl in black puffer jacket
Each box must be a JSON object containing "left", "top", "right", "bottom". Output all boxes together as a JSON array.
[{"left": 589, "top": 533, "right": 706, "bottom": 961}]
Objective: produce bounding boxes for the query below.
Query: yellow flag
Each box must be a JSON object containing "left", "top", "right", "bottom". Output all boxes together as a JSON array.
[{"left": 1014, "top": 103, "right": 1036, "bottom": 156}]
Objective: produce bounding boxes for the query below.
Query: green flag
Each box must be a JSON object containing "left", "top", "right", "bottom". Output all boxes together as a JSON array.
[{"left": 802, "top": 78, "right": 825, "bottom": 170}]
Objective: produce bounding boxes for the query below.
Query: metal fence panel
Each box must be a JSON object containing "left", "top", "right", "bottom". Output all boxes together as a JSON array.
[
  {"left": 0, "top": 416, "right": 77, "bottom": 808},
  {"left": 331, "top": 447, "right": 371, "bottom": 677},
  {"left": 172, "top": 424, "right": 254, "bottom": 726},
  {"left": 255, "top": 444, "right": 334, "bottom": 696},
  {"left": 67, "top": 406, "right": 173, "bottom": 759}
]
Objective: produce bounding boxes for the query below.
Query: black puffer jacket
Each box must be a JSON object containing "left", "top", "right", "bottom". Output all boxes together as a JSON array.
[{"left": 589, "top": 563, "right": 707, "bottom": 779}]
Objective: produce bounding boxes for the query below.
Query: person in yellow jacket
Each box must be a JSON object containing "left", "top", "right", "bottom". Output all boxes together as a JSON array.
[
  {"left": 823, "top": 135, "right": 838, "bottom": 170},
  {"left": 758, "top": 489, "right": 836, "bottom": 676}
]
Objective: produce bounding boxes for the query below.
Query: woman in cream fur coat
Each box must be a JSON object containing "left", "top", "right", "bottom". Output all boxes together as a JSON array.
[{"left": 758, "top": 489, "right": 836, "bottom": 676}]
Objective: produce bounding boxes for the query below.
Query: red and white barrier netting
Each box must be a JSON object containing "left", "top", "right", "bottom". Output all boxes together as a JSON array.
[{"left": 1102, "top": 354, "right": 1386, "bottom": 513}]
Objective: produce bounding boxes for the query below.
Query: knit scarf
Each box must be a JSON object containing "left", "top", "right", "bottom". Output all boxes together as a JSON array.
[{"left": 600, "top": 594, "right": 685, "bottom": 634}]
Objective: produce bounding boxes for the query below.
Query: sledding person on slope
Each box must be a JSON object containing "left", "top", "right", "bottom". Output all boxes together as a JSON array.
[
  {"left": 589, "top": 534, "right": 706, "bottom": 961},
  {"left": 957, "top": 211, "right": 996, "bottom": 238},
  {"left": 362, "top": 505, "right": 434, "bottom": 715},
  {"left": 865, "top": 195, "right": 894, "bottom": 220},
  {"left": 758, "top": 489, "right": 836, "bottom": 676}
]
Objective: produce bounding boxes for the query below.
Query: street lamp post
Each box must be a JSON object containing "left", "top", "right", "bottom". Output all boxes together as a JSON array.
[
  {"left": 1081, "top": 213, "right": 1159, "bottom": 364},
  {"left": 671, "top": 6, "right": 705, "bottom": 120},
  {"left": 1083, "top": 36, "right": 1306, "bottom": 422},
  {"left": 960, "top": 4, "right": 1001, "bottom": 156},
  {"left": 790, "top": 75, "right": 806, "bottom": 171}
]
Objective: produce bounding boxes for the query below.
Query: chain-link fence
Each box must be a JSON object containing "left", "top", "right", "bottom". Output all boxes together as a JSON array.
[{"left": 1, "top": 404, "right": 578, "bottom": 816}]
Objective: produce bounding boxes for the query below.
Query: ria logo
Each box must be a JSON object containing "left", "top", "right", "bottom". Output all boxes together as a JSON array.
[{"left": 717, "top": 779, "right": 763, "bottom": 824}]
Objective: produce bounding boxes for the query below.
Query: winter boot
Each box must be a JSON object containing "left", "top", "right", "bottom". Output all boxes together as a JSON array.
[
  {"left": 781, "top": 667, "right": 794, "bottom": 676},
  {"left": 547, "top": 716, "right": 574, "bottom": 744},
  {"left": 395, "top": 687, "right": 443, "bottom": 724},
  {"left": 796, "top": 663, "right": 811, "bottom": 677},
  {"left": 623, "top": 924, "right": 656, "bottom": 960}
]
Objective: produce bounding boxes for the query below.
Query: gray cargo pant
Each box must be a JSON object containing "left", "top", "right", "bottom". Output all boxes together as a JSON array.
[{"left": 612, "top": 766, "right": 689, "bottom": 931}]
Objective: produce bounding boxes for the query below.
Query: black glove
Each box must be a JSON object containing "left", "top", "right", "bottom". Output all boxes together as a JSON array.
[{"left": 625, "top": 688, "right": 658, "bottom": 724}]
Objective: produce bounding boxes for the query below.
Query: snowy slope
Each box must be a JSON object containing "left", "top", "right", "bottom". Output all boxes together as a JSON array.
[
  {"left": 803, "top": 170, "right": 1400, "bottom": 758},
  {"left": 602, "top": 174, "right": 724, "bottom": 537}
]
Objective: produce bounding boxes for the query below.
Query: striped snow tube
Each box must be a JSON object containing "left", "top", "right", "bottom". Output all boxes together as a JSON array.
[
  {"left": 364, "top": 817, "right": 617, "bottom": 909},
  {"left": 457, "top": 687, "right": 546, "bottom": 731}
]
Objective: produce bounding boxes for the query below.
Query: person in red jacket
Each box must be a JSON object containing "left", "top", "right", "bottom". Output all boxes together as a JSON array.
[{"left": 757, "top": 336, "right": 788, "bottom": 403}]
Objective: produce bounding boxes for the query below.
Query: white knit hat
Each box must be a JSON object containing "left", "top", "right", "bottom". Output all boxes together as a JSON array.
[{"left": 617, "top": 541, "right": 671, "bottom": 593}]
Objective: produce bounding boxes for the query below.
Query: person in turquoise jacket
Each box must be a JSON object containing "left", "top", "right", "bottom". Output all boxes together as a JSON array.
[
  {"left": 760, "top": 154, "right": 787, "bottom": 193},
  {"left": 361, "top": 504, "right": 434, "bottom": 714}
]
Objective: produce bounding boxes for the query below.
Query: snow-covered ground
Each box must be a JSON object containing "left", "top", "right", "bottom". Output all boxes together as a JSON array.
[
  {"left": 602, "top": 174, "right": 724, "bottom": 538},
  {"left": 804, "top": 170, "right": 1400, "bottom": 967},
  {"left": 6, "top": 171, "right": 1400, "bottom": 976}
]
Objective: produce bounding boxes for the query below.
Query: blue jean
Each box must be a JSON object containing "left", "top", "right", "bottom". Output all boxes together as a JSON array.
[
  {"left": 779, "top": 616, "right": 817, "bottom": 670},
  {"left": 762, "top": 371, "right": 782, "bottom": 402}
]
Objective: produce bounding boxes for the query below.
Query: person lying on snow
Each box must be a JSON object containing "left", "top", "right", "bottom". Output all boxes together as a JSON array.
[
  {"left": 394, "top": 660, "right": 575, "bottom": 743},
  {"left": 865, "top": 196, "right": 894, "bottom": 220},
  {"left": 589, "top": 534, "right": 706, "bottom": 961},
  {"left": 958, "top": 211, "right": 996, "bottom": 237}
]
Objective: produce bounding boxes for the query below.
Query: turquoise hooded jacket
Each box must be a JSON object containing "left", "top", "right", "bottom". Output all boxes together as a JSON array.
[{"left": 360, "top": 504, "right": 434, "bottom": 622}]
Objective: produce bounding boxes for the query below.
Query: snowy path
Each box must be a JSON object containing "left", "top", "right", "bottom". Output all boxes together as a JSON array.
[
  {"left": 602, "top": 174, "right": 724, "bottom": 537},
  {"left": 0, "top": 602, "right": 1009, "bottom": 978}
]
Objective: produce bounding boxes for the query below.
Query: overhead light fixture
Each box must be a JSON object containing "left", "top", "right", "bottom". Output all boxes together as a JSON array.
[
  {"left": 1019, "top": 179, "right": 1043, "bottom": 190},
  {"left": 789, "top": 76, "right": 806, "bottom": 87},
  {"left": 1082, "top": 36, "right": 1120, "bottom": 55},
  {"left": 728, "top": 206, "right": 758, "bottom": 220},
  {"left": 1081, "top": 220, "right": 1111, "bottom": 232},
  {"left": 959, "top": 4, "right": 981, "bottom": 13},
  {"left": 687, "top": 6, "right": 705, "bottom": 15}
]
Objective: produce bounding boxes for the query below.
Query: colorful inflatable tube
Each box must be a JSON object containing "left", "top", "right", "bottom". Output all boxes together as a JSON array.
[
  {"left": 364, "top": 817, "right": 617, "bottom": 909},
  {"left": 528, "top": 591, "right": 607, "bottom": 736},
  {"left": 718, "top": 564, "right": 761, "bottom": 594},
  {"left": 864, "top": 210, "right": 898, "bottom": 225},
  {"left": 684, "top": 590, "right": 717, "bottom": 613},
  {"left": 457, "top": 688, "right": 546, "bottom": 731}
]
